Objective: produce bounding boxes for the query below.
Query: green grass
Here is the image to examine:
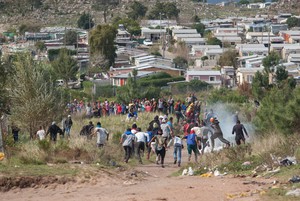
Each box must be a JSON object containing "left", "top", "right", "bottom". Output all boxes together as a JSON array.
[{"left": 0, "top": 161, "right": 79, "bottom": 177}]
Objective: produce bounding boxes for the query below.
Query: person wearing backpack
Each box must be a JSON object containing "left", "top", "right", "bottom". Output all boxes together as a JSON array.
[{"left": 149, "top": 128, "right": 167, "bottom": 168}]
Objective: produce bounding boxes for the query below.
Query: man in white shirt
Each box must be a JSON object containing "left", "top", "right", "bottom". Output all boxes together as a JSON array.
[
  {"left": 36, "top": 126, "right": 45, "bottom": 140},
  {"left": 135, "top": 127, "right": 148, "bottom": 164},
  {"left": 93, "top": 122, "right": 109, "bottom": 148}
]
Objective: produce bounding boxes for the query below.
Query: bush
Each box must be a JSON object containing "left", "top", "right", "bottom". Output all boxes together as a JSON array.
[{"left": 208, "top": 88, "right": 248, "bottom": 104}]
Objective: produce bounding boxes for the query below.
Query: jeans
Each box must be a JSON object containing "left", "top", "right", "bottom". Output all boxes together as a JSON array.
[
  {"left": 65, "top": 127, "right": 71, "bottom": 137},
  {"left": 173, "top": 144, "right": 182, "bottom": 163},
  {"left": 123, "top": 146, "right": 132, "bottom": 163},
  {"left": 136, "top": 141, "right": 145, "bottom": 163}
]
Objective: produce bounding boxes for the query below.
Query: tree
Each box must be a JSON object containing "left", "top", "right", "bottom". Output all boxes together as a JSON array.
[
  {"left": 251, "top": 71, "right": 269, "bottom": 100},
  {"left": 218, "top": 49, "right": 238, "bottom": 68},
  {"left": 239, "top": 0, "right": 250, "bottom": 4},
  {"left": 207, "top": 37, "right": 222, "bottom": 46},
  {"left": 77, "top": 12, "right": 94, "bottom": 30},
  {"left": 64, "top": 30, "right": 77, "bottom": 45},
  {"left": 147, "top": 1, "right": 180, "bottom": 20},
  {"left": 275, "top": 66, "right": 288, "bottom": 83},
  {"left": 0, "top": 57, "right": 12, "bottom": 116},
  {"left": 27, "top": 0, "right": 42, "bottom": 10},
  {"left": 35, "top": 41, "right": 46, "bottom": 52},
  {"left": 201, "top": 56, "right": 208, "bottom": 66},
  {"left": 19, "top": 23, "right": 40, "bottom": 35},
  {"left": 93, "top": 0, "right": 119, "bottom": 23},
  {"left": 9, "top": 53, "right": 63, "bottom": 139},
  {"left": 262, "top": 51, "right": 280, "bottom": 73},
  {"left": 89, "top": 24, "right": 117, "bottom": 68},
  {"left": 112, "top": 17, "right": 141, "bottom": 36},
  {"left": 51, "top": 48, "right": 78, "bottom": 88},
  {"left": 191, "top": 15, "right": 201, "bottom": 23},
  {"left": 286, "top": 17, "right": 300, "bottom": 29},
  {"left": 191, "top": 23, "right": 205, "bottom": 36},
  {"left": 127, "top": 1, "right": 148, "bottom": 20},
  {"left": 173, "top": 56, "right": 188, "bottom": 69}
]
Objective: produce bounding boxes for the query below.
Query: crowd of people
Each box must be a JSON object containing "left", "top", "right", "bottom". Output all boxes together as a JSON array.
[
  {"left": 120, "top": 111, "right": 249, "bottom": 168},
  {"left": 9, "top": 93, "right": 249, "bottom": 168}
]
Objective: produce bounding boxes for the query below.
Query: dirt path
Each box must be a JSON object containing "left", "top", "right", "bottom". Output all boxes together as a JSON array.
[{"left": 1, "top": 150, "right": 272, "bottom": 201}]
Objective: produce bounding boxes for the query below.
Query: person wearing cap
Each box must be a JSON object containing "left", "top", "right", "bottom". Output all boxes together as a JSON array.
[
  {"left": 46, "top": 121, "right": 63, "bottom": 142},
  {"left": 64, "top": 115, "right": 73, "bottom": 139},
  {"left": 210, "top": 117, "right": 230, "bottom": 151}
]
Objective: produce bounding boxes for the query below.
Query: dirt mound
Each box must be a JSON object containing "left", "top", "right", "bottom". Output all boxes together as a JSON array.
[{"left": 0, "top": 176, "right": 75, "bottom": 192}]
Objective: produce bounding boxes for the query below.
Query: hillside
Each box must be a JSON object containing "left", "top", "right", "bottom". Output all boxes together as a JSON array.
[{"left": 0, "top": 0, "right": 299, "bottom": 32}]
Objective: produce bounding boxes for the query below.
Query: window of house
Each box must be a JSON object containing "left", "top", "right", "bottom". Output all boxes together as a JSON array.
[
  {"left": 209, "top": 76, "right": 216, "bottom": 82},
  {"left": 247, "top": 75, "right": 253, "bottom": 83},
  {"left": 209, "top": 55, "right": 215, "bottom": 60},
  {"left": 193, "top": 76, "right": 200, "bottom": 80}
]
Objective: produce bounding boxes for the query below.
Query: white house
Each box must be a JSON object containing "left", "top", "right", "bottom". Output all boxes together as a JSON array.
[
  {"left": 172, "top": 29, "right": 197, "bottom": 37},
  {"left": 141, "top": 28, "right": 166, "bottom": 41},
  {"left": 186, "top": 70, "right": 222, "bottom": 86},
  {"left": 236, "top": 67, "right": 264, "bottom": 85}
]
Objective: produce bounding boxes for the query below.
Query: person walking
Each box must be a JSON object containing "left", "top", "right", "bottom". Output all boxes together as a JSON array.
[
  {"left": 149, "top": 128, "right": 167, "bottom": 168},
  {"left": 46, "top": 122, "right": 62, "bottom": 143},
  {"left": 135, "top": 128, "right": 147, "bottom": 164},
  {"left": 120, "top": 128, "right": 135, "bottom": 163},
  {"left": 173, "top": 135, "right": 183, "bottom": 167},
  {"left": 232, "top": 120, "right": 249, "bottom": 145},
  {"left": 210, "top": 117, "right": 230, "bottom": 151},
  {"left": 93, "top": 122, "right": 109, "bottom": 148},
  {"left": 36, "top": 126, "right": 46, "bottom": 141},
  {"left": 183, "top": 129, "right": 199, "bottom": 163},
  {"left": 64, "top": 115, "right": 73, "bottom": 138},
  {"left": 11, "top": 124, "right": 20, "bottom": 143}
]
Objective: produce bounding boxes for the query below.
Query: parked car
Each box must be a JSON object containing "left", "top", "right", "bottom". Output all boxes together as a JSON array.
[{"left": 143, "top": 39, "right": 153, "bottom": 46}]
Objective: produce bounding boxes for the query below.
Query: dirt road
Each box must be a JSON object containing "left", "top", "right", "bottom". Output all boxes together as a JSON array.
[{"left": 1, "top": 151, "right": 271, "bottom": 201}]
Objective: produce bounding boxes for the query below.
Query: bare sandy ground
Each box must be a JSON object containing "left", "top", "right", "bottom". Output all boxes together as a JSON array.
[{"left": 1, "top": 151, "right": 272, "bottom": 201}]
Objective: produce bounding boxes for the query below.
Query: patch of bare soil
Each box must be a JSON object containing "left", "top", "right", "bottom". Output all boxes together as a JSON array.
[{"left": 1, "top": 151, "right": 274, "bottom": 201}]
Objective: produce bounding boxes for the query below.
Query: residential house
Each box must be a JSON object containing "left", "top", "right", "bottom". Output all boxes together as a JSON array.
[
  {"left": 201, "top": 48, "right": 224, "bottom": 67},
  {"left": 214, "top": 27, "right": 243, "bottom": 34},
  {"left": 172, "top": 29, "right": 197, "bottom": 37},
  {"left": 186, "top": 70, "right": 222, "bottom": 87},
  {"left": 216, "top": 36, "right": 242, "bottom": 46},
  {"left": 246, "top": 32, "right": 274, "bottom": 41},
  {"left": 282, "top": 45, "right": 300, "bottom": 60},
  {"left": 112, "top": 71, "right": 156, "bottom": 87},
  {"left": 173, "top": 34, "right": 202, "bottom": 41},
  {"left": 221, "top": 66, "right": 235, "bottom": 87},
  {"left": 236, "top": 44, "right": 268, "bottom": 57},
  {"left": 141, "top": 28, "right": 166, "bottom": 41},
  {"left": 178, "top": 38, "right": 206, "bottom": 48},
  {"left": 287, "top": 54, "right": 300, "bottom": 64},
  {"left": 236, "top": 55, "right": 261, "bottom": 68},
  {"left": 244, "top": 56, "right": 265, "bottom": 68},
  {"left": 236, "top": 67, "right": 264, "bottom": 85},
  {"left": 190, "top": 45, "right": 221, "bottom": 57},
  {"left": 279, "top": 30, "right": 300, "bottom": 43},
  {"left": 270, "top": 24, "right": 288, "bottom": 34}
]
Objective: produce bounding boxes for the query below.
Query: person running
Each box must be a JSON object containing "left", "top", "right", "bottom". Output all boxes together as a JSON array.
[
  {"left": 183, "top": 129, "right": 199, "bottom": 163},
  {"left": 80, "top": 121, "right": 94, "bottom": 139},
  {"left": 173, "top": 135, "right": 183, "bottom": 167},
  {"left": 232, "top": 120, "right": 249, "bottom": 145},
  {"left": 160, "top": 119, "right": 172, "bottom": 144},
  {"left": 146, "top": 127, "right": 155, "bottom": 160},
  {"left": 36, "top": 126, "right": 46, "bottom": 141},
  {"left": 135, "top": 127, "right": 147, "bottom": 164},
  {"left": 120, "top": 128, "right": 135, "bottom": 163},
  {"left": 210, "top": 117, "right": 230, "bottom": 151},
  {"left": 92, "top": 122, "right": 109, "bottom": 148},
  {"left": 149, "top": 115, "right": 160, "bottom": 130},
  {"left": 149, "top": 128, "right": 167, "bottom": 168},
  {"left": 174, "top": 100, "right": 183, "bottom": 124},
  {"left": 199, "top": 122, "right": 213, "bottom": 154}
]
